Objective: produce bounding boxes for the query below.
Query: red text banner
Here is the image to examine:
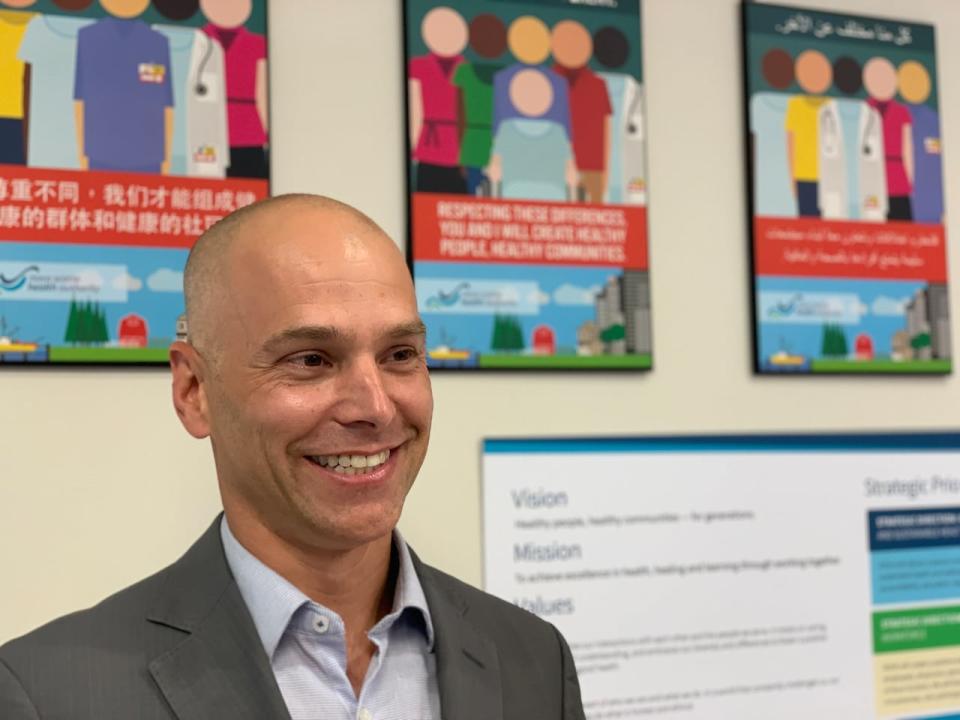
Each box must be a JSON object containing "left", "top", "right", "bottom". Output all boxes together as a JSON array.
[
  {"left": 754, "top": 217, "right": 948, "bottom": 283},
  {"left": 0, "top": 165, "right": 268, "bottom": 249},
  {"left": 413, "top": 193, "right": 648, "bottom": 269}
]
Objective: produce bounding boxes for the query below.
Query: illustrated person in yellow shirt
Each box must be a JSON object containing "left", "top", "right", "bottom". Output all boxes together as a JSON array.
[
  {"left": 785, "top": 49, "right": 832, "bottom": 217},
  {"left": 0, "top": 0, "right": 37, "bottom": 164}
]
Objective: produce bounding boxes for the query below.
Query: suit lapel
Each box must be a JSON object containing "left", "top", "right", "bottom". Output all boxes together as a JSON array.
[
  {"left": 145, "top": 517, "right": 291, "bottom": 720},
  {"left": 414, "top": 556, "right": 504, "bottom": 720}
]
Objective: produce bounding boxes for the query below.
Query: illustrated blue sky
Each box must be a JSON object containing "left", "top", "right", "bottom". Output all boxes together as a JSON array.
[
  {"left": 0, "top": 242, "right": 187, "bottom": 345},
  {"left": 415, "top": 261, "right": 624, "bottom": 352},
  {"left": 756, "top": 276, "right": 928, "bottom": 360}
]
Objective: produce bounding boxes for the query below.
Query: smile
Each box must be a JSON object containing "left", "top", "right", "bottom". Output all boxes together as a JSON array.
[{"left": 306, "top": 449, "right": 391, "bottom": 476}]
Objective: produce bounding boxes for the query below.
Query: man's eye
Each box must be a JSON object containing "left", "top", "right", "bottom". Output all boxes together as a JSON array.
[
  {"left": 390, "top": 348, "right": 419, "bottom": 362},
  {"left": 291, "top": 352, "right": 328, "bottom": 367}
]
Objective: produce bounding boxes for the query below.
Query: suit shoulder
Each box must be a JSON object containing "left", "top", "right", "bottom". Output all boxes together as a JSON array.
[
  {"left": 0, "top": 562, "right": 173, "bottom": 661},
  {"left": 418, "top": 562, "right": 561, "bottom": 644}
]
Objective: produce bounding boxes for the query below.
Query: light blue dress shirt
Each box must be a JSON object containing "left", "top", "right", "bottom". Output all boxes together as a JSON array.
[{"left": 221, "top": 518, "right": 441, "bottom": 720}]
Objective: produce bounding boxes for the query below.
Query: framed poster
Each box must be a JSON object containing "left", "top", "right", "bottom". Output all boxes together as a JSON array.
[
  {"left": 0, "top": 0, "right": 269, "bottom": 366},
  {"left": 484, "top": 432, "right": 960, "bottom": 718},
  {"left": 743, "top": 3, "right": 950, "bottom": 375},
  {"left": 403, "top": 0, "right": 651, "bottom": 370}
]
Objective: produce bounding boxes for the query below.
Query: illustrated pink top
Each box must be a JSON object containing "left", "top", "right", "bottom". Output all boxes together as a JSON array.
[
  {"left": 409, "top": 53, "right": 463, "bottom": 166},
  {"left": 203, "top": 24, "right": 267, "bottom": 147},
  {"left": 868, "top": 98, "right": 912, "bottom": 196}
]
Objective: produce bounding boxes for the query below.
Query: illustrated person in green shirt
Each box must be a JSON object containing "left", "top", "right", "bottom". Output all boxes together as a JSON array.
[{"left": 452, "top": 13, "right": 506, "bottom": 197}]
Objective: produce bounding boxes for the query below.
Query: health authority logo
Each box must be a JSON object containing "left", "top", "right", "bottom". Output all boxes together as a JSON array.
[{"left": 0, "top": 265, "right": 39, "bottom": 294}]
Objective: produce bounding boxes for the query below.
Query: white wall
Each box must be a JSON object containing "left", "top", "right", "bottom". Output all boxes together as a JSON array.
[{"left": 3, "top": 0, "right": 959, "bottom": 644}]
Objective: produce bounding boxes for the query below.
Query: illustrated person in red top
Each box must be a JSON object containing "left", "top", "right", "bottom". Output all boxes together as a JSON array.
[
  {"left": 864, "top": 56, "right": 914, "bottom": 221},
  {"left": 408, "top": 6, "right": 467, "bottom": 194},
  {"left": 200, "top": 0, "right": 268, "bottom": 179},
  {"left": 551, "top": 20, "right": 611, "bottom": 204}
]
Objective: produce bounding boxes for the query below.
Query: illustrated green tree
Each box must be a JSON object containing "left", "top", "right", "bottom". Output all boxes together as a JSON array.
[
  {"left": 600, "top": 324, "right": 625, "bottom": 343},
  {"left": 490, "top": 314, "right": 525, "bottom": 352},
  {"left": 820, "top": 323, "right": 848, "bottom": 357},
  {"left": 64, "top": 299, "right": 78, "bottom": 344},
  {"left": 911, "top": 332, "right": 931, "bottom": 351}
]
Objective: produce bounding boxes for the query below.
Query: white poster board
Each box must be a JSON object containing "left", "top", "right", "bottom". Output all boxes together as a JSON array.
[{"left": 482, "top": 434, "right": 960, "bottom": 719}]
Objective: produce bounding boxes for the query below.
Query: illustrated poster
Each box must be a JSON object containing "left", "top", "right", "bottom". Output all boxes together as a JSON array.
[
  {"left": 404, "top": 0, "right": 651, "bottom": 370},
  {"left": 0, "top": 0, "right": 269, "bottom": 365},
  {"left": 745, "top": 3, "right": 950, "bottom": 375}
]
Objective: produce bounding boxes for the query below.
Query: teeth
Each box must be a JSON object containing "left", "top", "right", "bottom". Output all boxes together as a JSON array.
[{"left": 311, "top": 449, "right": 391, "bottom": 473}]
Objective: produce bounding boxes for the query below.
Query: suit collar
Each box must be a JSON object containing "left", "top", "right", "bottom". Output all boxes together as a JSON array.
[
  {"left": 145, "top": 516, "right": 292, "bottom": 720},
  {"left": 412, "top": 550, "right": 504, "bottom": 720}
]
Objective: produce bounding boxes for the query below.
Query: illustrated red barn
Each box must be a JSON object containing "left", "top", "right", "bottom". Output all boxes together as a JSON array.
[
  {"left": 532, "top": 325, "right": 556, "bottom": 355},
  {"left": 855, "top": 333, "right": 874, "bottom": 360},
  {"left": 118, "top": 313, "right": 148, "bottom": 348}
]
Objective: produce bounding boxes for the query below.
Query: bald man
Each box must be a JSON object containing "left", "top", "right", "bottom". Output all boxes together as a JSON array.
[{"left": 0, "top": 195, "right": 585, "bottom": 720}]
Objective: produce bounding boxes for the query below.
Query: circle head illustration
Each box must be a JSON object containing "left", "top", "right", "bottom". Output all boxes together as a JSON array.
[
  {"left": 551, "top": 20, "right": 592, "bottom": 70},
  {"left": 863, "top": 57, "right": 897, "bottom": 101},
  {"left": 593, "top": 26, "right": 629, "bottom": 70},
  {"left": 507, "top": 16, "right": 550, "bottom": 65},
  {"left": 154, "top": 0, "right": 199, "bottom": 21},
  {"left": 469, "top": 13, "right": 506, "bottom": 60},
  {"left": 795, "top": 50, "right": 831, "bottom": 94},
  {"left": 199, "top": 0, "right": 253, "bottom": 29},
  {"left": 0, "top": 0, "right": 37, "bottom": 7},
  {"left": 52, "top": 0, "right": 94, "bottom": 9},
  {"left": 509, "top": 68, "right": 553, "bottom": 118},
  {"left": 100, "top": 0, "right": 150, "bottom": 17},
  {"left": 898, "top": 60, "right": 931, "bottom": 104},
  {"left": 421, "top": 7, "right": 468, "bottom": 58},
  {"left": 832, "top": 56, "right": 862, "bottom": 95},
  {"left": 760, "top": 48, "right": 793, "bottom": 90}
]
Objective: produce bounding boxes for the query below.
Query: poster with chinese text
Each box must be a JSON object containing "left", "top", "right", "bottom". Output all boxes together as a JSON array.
[
  {"left": 404, "top": 0, "right": 650, "bottom": 370},
  {"left": 745, "top": 3, "right": 950, "bottom": 375},
  {"left": 0, "top": 0, "right": 269, "bottom": 365}
]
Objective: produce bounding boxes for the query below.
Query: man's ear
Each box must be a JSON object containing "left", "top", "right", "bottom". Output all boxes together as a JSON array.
[{"left": 170, "top": 340, "right": 212, "bottom": 439}]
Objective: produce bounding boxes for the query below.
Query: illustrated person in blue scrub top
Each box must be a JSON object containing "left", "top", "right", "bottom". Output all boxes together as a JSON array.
[
  {"left": 74, "top": 0, "right": 174, "bottom": 174},
  {"left": 750, "top": 48, "right": 796, "bottom": 217},
  {"left": 18, "top": 0, "right": 94, "bottom": 169}
]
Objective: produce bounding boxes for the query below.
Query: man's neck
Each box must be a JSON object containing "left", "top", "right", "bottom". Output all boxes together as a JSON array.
[{"left": 224, "top": 507, "right": 397, "bottom": 667}]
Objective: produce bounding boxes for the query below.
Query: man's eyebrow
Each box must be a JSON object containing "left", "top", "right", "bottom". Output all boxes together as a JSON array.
[{"left": 260, "top": 320, "right": 427, "bottom": 353}]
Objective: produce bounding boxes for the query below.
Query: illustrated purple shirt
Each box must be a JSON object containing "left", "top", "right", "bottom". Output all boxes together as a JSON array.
[
  {"left": 492, "top": 63, "right": 571, "bottom": 137},
  {"left": 75, "top": 18, "right": 173, "bottom": 170},
  {"left": 909, "top": 103, "right": 944, "bottom": 224}
]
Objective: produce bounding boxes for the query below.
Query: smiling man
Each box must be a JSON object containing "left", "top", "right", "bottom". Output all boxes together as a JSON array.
[{"left": 0, "top": 194, "right": 585, "bottom": 720}]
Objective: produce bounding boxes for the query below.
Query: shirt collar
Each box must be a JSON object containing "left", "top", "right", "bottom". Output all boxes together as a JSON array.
[{"left": 220, "top": 516, "right": 435, "bottom": 659}]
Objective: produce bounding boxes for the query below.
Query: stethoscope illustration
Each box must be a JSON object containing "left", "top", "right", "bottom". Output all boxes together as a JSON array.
[{"left": 194, "top": 33, "right": 214, "bottom": 97}]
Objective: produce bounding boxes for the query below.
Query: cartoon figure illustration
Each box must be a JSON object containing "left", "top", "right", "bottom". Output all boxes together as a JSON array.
[
  {"left": 18, "top": 1, "right": 93, "bottom": 169},
  {"left": 899, "top": 60, "right": 942, "bottom": 224},
  {"left": 486, "top": 68, "right": 576, "bottom": 201},
  {"left": 74, "top": 0, "right": 174, "bottom": 174},
  {"left": 155, "top": 0, "right": 229, "bottom": 177},
  {"left": 492, "top": 16, "right": 570, "bottom": 138},
  {"left": 0, "top": 0, "right": 38, "bottom": 165},
  {"left": 864, "top": 56, "right": 914, "bottom": 221},
  {"left": 594, "top": 25, "right": 644, "bottom": 205},
  {"left": 750, "top": 47, "right": 796, "bottom": 217},
  {"left": 200, "top": 0, "right": 268, "bottom": 178},
  {"left": 452, "top": 13, "right": 506, "bottom": 197},
  {"left": 552, "top": 19, "right": 611, "bottom": 204},
  {"left": 785, "top": 49, "right": 831, "bottom": 218},
  {"left": 409, "top": 6, "right": 467, "bottom": 194},
  {"left": 824, "top": 55, "right": 887, "bottom": 222}
]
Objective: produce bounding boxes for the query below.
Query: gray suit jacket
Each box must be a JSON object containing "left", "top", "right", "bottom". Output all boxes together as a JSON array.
[{"left": 0, "top": 518, "right": 585, "bottom": 719}]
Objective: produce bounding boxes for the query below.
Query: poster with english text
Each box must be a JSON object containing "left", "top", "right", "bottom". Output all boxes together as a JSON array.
[{"left": 404, "top": 0, "right": 651, "bottom": 370}]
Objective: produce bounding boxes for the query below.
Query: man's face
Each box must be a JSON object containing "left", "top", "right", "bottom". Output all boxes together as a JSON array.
[{"left": 198, "top": 208, "right": 433, "bottom": 551}]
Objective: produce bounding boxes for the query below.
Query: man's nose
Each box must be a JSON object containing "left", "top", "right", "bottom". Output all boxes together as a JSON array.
[{"left": 334, "top": 356, "right": 395, "bottom": 428}]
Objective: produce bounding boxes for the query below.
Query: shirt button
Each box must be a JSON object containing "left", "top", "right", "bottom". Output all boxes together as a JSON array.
[
  {"left": 313, "top": 615, "right": 330, "bottom": 634},
  {"left": 359, "top": 709, "right": 373, "bottom": 720}
]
